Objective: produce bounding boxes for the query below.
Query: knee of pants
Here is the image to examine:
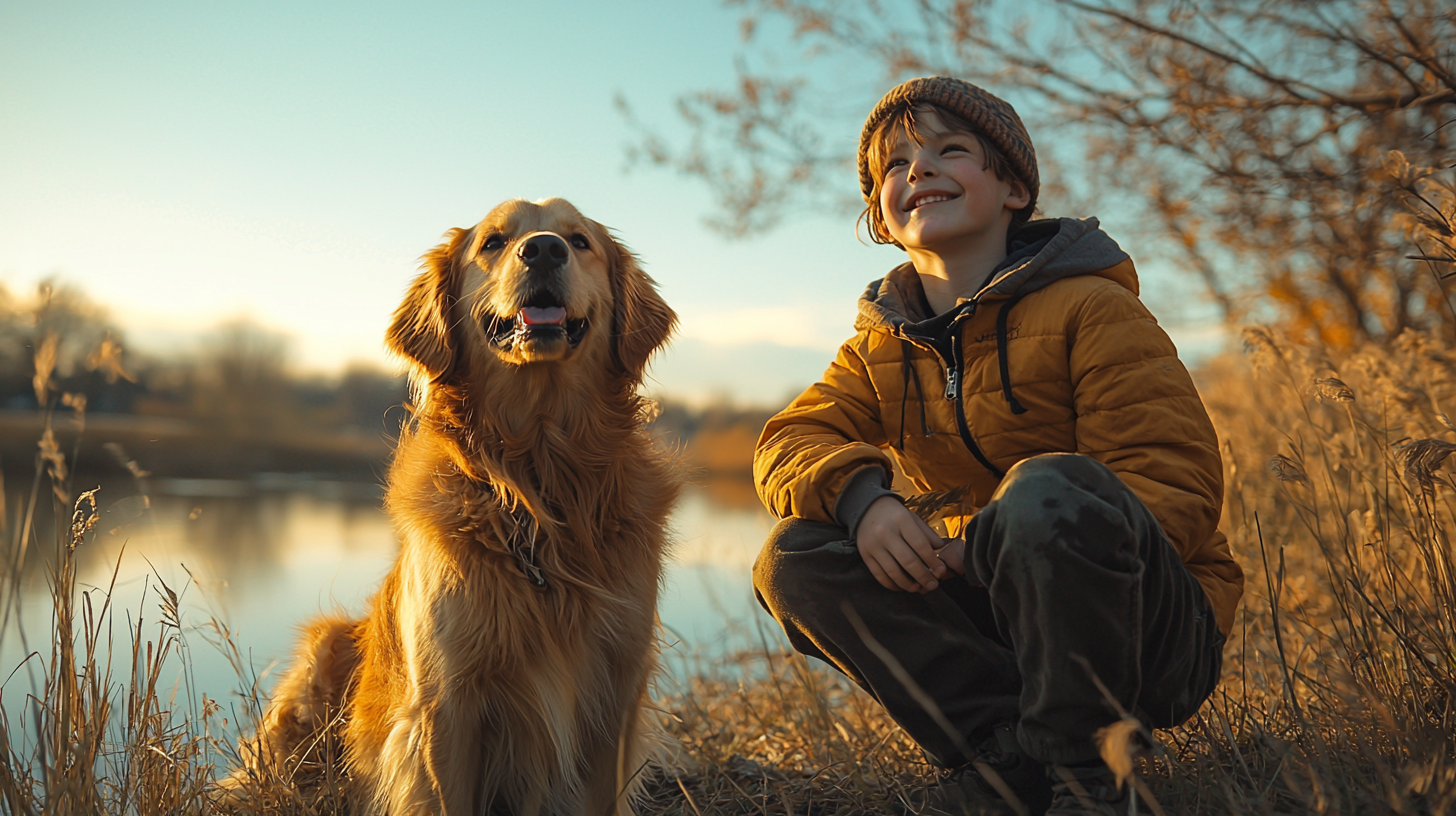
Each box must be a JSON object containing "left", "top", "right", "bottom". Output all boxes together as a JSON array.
[
  {"left": 979, "top": 454, "right": 1137, "bottom": 572},
  {"left": 753, "top": 516, "right": 851, "bottom": 621},
  {"left": 997, "top": 453, "right": 1121, "bottom": 505},
  {"left": 987, "top": 455, "right": 1098, "bottom": 536}
]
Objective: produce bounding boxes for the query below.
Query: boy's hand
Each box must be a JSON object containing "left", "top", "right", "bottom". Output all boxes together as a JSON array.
[{"left": 857, "top": 496, "right": 956, "bottom": 593}]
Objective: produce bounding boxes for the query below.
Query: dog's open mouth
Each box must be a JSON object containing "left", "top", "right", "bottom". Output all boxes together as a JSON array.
[{"left": 487, "top": 292, "right": 590, "bottom": 351}]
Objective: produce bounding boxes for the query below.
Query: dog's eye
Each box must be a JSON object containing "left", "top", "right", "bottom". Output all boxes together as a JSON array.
[
  {"left": 482, "top": 234, "right": 506, "bottom": 251},
  {"left": 570, "top": 234, "right": 591, "bottom": 251}
]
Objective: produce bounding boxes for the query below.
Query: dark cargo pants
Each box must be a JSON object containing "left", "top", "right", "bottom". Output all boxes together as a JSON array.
[{"left": 752, "top": 453, "right": 1224, "bottom": 766}]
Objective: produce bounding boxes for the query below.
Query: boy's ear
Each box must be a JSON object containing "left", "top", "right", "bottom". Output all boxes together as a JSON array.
[
  {"left": 1005, "top": 178, "right": 1032, "bottom": 213},
  {"left": 386, "top": 228, "right": 470, "bottom": 382}
]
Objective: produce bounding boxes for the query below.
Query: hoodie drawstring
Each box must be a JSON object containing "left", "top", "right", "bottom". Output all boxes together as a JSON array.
[
  {"left": 906, "top": 339, "right": 930, "bottom": 433},
  {"left": 996, "top": 292, "right": 1029, "bottom": 415},
  {"left": 897, "top": 341, "right": 911, "bottom": 451},
  {"left": 897, "top": 338, "right": 931, "bottom": 450}
]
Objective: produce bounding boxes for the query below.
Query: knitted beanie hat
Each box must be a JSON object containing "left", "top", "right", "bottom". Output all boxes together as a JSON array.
[{"left": 857, "top": 76, "right": 1039, "bottom": 215}]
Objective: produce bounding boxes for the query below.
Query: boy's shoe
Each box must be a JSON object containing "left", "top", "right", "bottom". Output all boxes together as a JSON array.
[
  {"left": 1045, "top": 763, "right": 1132, "bottom": 815},
  {"left": 917, "top": 724, "right": 1053, "bottom": 815}
]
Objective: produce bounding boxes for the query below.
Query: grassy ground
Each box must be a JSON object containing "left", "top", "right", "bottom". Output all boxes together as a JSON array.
[{"left": 5, "top": 329, "right": 1456, "bottom": 814}]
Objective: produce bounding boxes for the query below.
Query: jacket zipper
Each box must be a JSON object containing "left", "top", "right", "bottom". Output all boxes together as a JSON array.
[
  {"left": 945, "top": 318, "right": 1006, "bottom": 479},
  {"left": 943, "top": 367, "right": 960, "bottom": 400}
]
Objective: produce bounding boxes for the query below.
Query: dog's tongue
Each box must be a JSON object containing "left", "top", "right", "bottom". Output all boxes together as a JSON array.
[{"left": 519, "top": 306, "right": 566, "bottom": 326}]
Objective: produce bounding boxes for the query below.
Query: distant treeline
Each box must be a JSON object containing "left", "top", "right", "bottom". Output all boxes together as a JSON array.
[
  {"left": 0, "top": 281, "right": 781, "bottom": 483},
  {"left": 0, "top": 281, "right": 405, "bottom": 481},
  {"left": 652, "top": 401, "right": 776, "bottom": 478},
  {"left": 0, "top": 282, "right": 407, "bottom": 434}
]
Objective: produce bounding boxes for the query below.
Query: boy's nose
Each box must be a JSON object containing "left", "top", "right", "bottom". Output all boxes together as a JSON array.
[{"left": 908, "top": 157, "right": 937, "bottom": 182}]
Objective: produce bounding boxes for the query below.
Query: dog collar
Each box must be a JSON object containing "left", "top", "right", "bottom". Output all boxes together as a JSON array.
[{"left": 506, "top": 505, "right": 549, "bottom": 590}]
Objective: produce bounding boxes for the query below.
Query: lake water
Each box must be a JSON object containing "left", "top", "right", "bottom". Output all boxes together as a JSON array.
[{"left": 0, "top": 476, "right": 783, "bottom": 724}]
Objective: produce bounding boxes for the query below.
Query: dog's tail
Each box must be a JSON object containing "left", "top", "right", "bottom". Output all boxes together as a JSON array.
[{"left": 215, "top": 615, "right": 361, "bottom": 803}]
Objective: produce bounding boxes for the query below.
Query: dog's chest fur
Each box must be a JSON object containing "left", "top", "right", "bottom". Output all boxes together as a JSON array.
[{"left": 382, "top": 422, "right": 676, "bottom": 671}]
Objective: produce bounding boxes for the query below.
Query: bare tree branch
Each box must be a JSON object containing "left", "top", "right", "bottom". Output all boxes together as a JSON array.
[{"left": 624, "top": 0, "right": 1456, "bottom": 345}]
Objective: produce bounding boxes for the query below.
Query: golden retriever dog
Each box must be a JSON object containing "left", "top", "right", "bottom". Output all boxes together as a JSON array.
[{"left": 223, "top": 198, "right": 681, "bottom": 815}]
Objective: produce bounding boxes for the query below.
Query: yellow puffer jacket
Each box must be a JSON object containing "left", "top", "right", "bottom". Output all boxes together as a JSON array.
[{"left": 754, "top": 218, "right": 1243, "bottom": 635}]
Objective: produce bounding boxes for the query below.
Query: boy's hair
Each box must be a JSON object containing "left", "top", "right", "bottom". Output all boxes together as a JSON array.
[
  {"left": 856, "top": 77, "right": 1040, "bottom": 247},
  {"left": 859, "top": 104, "right": 1033, "bottom": 247}
]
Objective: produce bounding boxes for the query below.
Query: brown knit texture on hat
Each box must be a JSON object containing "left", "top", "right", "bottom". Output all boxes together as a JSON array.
[{"left": 857, "top": 77, "right": 1039, "bottom": 216}]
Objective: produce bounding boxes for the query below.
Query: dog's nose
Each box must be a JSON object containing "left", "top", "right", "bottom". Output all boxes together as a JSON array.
[{"left": 519, "top": 234, "right": 570, "bottom": 270}]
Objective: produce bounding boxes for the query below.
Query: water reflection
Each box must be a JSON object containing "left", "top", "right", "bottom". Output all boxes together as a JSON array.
[{"left": 1, "top": 476, "right": 781, "bottom": 713}]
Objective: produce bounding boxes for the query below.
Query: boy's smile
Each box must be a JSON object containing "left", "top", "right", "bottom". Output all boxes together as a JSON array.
[{"left": 904, "top": 192, "right": 960, "bottom": 211}]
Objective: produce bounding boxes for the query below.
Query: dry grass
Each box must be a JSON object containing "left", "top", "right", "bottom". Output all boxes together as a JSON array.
[
  {"left": 0, "top": 487, "right": 220, "bottom": 813},
  {"left": 10, "top": 327, "right": 1456, "bottom": 814},
  {"left": 639, "top": 644, "right": 935, "bottom": 815}
]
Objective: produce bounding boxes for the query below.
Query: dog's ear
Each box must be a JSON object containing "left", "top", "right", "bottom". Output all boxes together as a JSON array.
[
  {"left": 605, "top": 230, "right": 676, "bottom": 381},
  {"left": 387, "top": 228, "right": 469, "bottom": 381}
]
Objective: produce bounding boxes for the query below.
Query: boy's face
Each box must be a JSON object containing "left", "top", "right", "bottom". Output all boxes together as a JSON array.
[{"left": 877, "top": 110, "right": 1028, "bottom": 254}]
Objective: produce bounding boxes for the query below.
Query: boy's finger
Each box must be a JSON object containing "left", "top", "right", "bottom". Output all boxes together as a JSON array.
[
  {"left": 875, "top": 550, "right": 925, "bottom": 593},
  {"left": 913, "top": 517, "right": 950, "bottom": 569},
  {"left": 911, "top": 512, "right": 941, "bottom": 543},
  {"left": 888, "top": 539, "right": 940, "bottom": 591},
  {"left": 862, "top": 555, "right": 899, "bottom": 592},
  {"left": 899, "top": 521, "right": 947, "bottom": 579}
]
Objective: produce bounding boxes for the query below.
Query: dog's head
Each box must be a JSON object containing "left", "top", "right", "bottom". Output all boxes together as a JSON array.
[{"left": 387, "top": 198, "right": 675, "bottom": 390}]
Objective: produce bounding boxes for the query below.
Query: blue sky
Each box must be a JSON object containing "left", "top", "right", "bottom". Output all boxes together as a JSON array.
[{"left": 0, "top": 1, "right": 1220, "bottom": 407}]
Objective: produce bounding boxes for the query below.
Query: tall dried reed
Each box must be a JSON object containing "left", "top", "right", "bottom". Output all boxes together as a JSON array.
[
  {"left": 0, "top": 399, "right": 222, "bottom": 813},
  {"left": 1173, "top": 327, "right": 1456, "bottom": 814},
  {"left": 0, "top": 346, "right": 349, "bottom": 814}
]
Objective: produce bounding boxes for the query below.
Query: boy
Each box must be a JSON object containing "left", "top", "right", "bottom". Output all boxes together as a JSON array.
[{"left": 751, "top": 77, "right": 1243, "bottom": 815}]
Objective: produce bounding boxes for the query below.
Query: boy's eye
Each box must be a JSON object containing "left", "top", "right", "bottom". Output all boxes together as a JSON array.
[
  {"left": 886, "top": 158, "right": 908, "bottom": 172},
  {"left": 942, "top": 143, "right": 971, "bottom": 155}
]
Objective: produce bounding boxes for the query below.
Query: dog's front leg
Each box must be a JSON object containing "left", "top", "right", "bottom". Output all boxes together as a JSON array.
[
  {"left": 420, "top": 696, "right": 484, "bottom": 816},
  {"left": 373, "top": 568, "right": 483, "bottom": 816},
  {"left": 580, "top": 673, "right": 656, "bottom": 816},
  {"left": 372, "top": 679, "right": 482, "bottom": 816},
  {"left": 370, "top": 687, "right": 440, "bottom": 816}
]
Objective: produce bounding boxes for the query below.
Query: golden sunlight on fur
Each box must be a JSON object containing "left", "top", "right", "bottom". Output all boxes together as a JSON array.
[{"left": 220, "top": 198, "right": 682, "bottom": 815}]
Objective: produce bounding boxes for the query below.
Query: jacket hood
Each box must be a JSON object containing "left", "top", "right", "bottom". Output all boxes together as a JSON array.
[{"left": 855, "top": 217, "right": 1132, "bottom": 332}]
